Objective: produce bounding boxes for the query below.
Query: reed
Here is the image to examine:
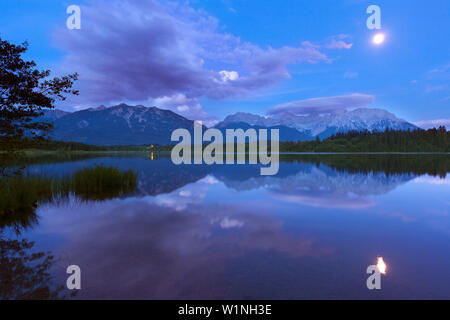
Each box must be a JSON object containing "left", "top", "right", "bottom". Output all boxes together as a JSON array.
[{"left": 0, "top": 165, "right": 137, "bottom": 232}]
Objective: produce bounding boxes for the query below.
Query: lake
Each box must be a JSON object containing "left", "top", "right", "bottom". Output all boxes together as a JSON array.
[{"left": 1, "top": 154, "right": 450, "bottom": 299}]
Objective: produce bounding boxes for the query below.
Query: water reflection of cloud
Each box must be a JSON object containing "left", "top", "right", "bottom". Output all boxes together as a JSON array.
[
  {"left": 38, "top": 199, "right": 327, "bottom": 299},
  {"left": 414, "top": 175, "right": 450, "bottom": 185},
  {"left": 153, "top": 175, "right": 217, "bottom": 211},
  {"left": 203, "top": 176, "right": 219, "bottom": 185},
  {"left": 269, "top": 192, "right": 375, "bottom": 209},
  {"left": 213, "top": 217, "right": 245, "bottom": 229}
]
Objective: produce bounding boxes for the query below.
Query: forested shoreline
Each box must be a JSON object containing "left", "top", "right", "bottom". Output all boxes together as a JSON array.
[{"left": 280, "top": 127, "right": 450, "bottom": 152}]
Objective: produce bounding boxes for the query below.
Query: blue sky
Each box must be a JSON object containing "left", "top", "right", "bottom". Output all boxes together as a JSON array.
[{"left": 0, "top": 0, "right": 449, "bottom": 126}]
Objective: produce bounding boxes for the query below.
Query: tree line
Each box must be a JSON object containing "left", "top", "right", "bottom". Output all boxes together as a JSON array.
[{"left": 280, "top": 127, "right": 450, "bottom": 153}]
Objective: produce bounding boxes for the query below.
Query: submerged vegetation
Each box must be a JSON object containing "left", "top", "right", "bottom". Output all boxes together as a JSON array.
[{"left": 0, "top": 165, "right": 137, "bottom": 233}]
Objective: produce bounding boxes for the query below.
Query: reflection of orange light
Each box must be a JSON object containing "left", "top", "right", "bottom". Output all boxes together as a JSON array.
[
  {"left": 377, "top": 257, "right": 387, "bottom": 274},
  {"left": 151, "top": 152, "right": 154, "bottom": 160}
]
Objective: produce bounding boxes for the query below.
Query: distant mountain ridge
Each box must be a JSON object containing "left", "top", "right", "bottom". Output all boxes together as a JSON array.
[
  {"left": 40, "top": 109, "right": 70, "bottom": 121},
  {"left": 46, "top": 103, "right": 200, "bottom": 145},
  {"left": 42, "top": 104, "right": 418, "bottom": 145},
  {"left": 214, "top": 121, "right": 313, "bottom": 142},
  {"left": 217, "top": 108, "right": 417, "bottom": 139}
]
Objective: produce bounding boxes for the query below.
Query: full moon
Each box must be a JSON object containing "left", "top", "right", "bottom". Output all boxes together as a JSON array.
[{"left": 373, "top": 33, "right": 385, "bottom": 45}]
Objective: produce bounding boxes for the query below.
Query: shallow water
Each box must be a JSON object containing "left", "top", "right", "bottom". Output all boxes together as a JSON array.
[{"left": 2, "top": 154, "right": 450, "bottom": 299}]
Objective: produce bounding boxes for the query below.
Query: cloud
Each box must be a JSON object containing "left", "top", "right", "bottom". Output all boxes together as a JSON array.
[
  {"left": 429, "top": 63, "right": 450, "bottom": 75},
  {"left": 324, "top": 34, "right": 353, "bottom": 49},
  {"left": 220, "top": 0, "right": 237, "bottom": 14},
  {"left": 267, "top": 93, "right": 376, "bottom": 115},
  {"left": 425, "top": 85, "right": 445, "bottom": 93},
  {"left": 426, "top": 63, "right": 450, "bottom": 85},
  {"left": 413, "top": 119, "right": 450, "bottom": 129},
  {"left": 343, "top": 71, "right": 359, "bottom": 79},
  {"left": 54, "top": 0, "right": 329, "bottom": 119},
  {"left": 303, "top": 34, "right": 353, "bottom": 51},
  {"left": 152, "top": 93, "right": 217, "bottom": 125},
  {"left": 218, "top": 70, "right": 239, "bottom": 82}
]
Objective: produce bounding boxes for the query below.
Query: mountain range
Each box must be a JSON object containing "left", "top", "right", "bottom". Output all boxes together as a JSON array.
[
  {"left": 219, "top": 108, "right": 418, "bottom": 140},
  {"left": 41, "top": 104, "right": 418, "bottom": 145},
  {"left": 39, "top": 104, "right": 206, "bottom": 145}
]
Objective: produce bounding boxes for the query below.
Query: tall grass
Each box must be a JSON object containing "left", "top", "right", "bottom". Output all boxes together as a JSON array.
[
  {"left": 0, "top": 176, "right": 68, "bottom": 233},
  {"left": 0, "top": 165, "right": 137, "bottom": 232},
  {"left": 71, "top": 164, "right": 137, "bottom": 200}
]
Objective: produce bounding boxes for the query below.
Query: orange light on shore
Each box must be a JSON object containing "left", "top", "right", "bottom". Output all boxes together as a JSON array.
[{"left": 377, "top": 257, "right": 387, "bottom": 274}]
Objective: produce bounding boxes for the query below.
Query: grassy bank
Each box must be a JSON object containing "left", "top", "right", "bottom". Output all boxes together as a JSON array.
[{"left": 0, "top": 165, "right": 137, "bottom": 233}]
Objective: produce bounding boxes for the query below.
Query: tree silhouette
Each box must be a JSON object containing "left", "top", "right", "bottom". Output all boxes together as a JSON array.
[{"left": 0, "top": 36, "right": 78, "bottom": 151}]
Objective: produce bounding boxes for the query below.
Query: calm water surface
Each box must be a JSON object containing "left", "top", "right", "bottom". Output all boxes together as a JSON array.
[{"left": 2, "top": 154, "right": 450, "bottom": 299}]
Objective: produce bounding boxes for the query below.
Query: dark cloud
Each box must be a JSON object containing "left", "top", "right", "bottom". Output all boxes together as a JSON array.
[
  {"left": 267, "top": 93, "right": 376, "bottom": 115},
  {"left": 54, "top": 0, "right": 330, "bottom": 119}
]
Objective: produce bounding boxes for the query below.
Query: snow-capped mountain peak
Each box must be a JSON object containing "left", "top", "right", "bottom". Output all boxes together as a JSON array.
[{"left": 217, "top": 108, "right": 417, "bottom": 138}]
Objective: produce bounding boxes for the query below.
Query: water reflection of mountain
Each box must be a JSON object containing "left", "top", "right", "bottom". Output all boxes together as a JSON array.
[
  {"left": 135, "top": 154, "right": 448, "bottom": 198},
  {"left": 133, "top": 160, "right": 212, "bottom": 196},
  {"left": 214, "top": 162, "right": 415, "bottom": 194},
  {"left": 212, "top": 163, "right": 416, "bottom": 208},
  {"left": 24, "top": 154, "right": 449, "bottom": 199}
]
